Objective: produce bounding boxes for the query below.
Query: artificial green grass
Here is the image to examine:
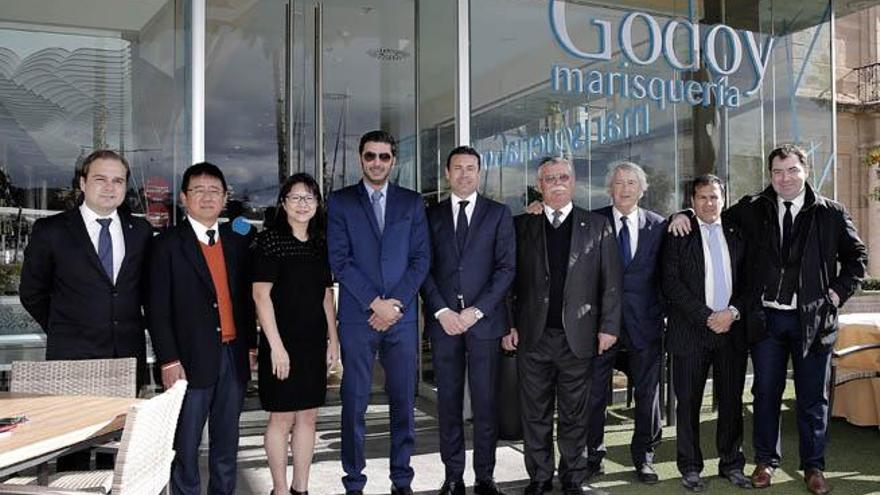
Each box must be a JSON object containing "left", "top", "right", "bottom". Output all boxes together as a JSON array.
[{"left": 586, "top": 382, "right": 880, "bottom": 495}]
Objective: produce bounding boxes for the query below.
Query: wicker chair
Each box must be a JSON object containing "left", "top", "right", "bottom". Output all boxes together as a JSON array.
[
  {"left": 10, "top": 358, "right": 137, "bottom": 398},
  {"left": 0, "top": 380, "right": 188, "bottom": 495}
]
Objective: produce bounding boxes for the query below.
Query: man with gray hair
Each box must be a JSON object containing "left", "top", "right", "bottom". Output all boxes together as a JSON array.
[
  {"left": 585, "top": 161, "right": 666, "bottom": 484},
  {"left": 503, "top": 156, "right": 622, "bottom": 495}
]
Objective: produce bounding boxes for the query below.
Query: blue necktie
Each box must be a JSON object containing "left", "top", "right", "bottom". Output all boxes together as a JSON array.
[
  {"left": 96, "top": 218, "right": 113, "bottom": 281},
  {"left": 706, "top": 223, "right": 729, "bottom": 311},
  {"left": 618, "top": 216, "right": 632, "bottom": 266},
  {"left": 371, "top": 189, "right": 384, "bottom": 233},
  {"left": 455, "top": 200, "right": 469, "bottom": 253}
]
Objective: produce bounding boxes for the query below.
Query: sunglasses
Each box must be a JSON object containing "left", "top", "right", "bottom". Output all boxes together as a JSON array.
[
  {"left": 362, "top": 151, "right": 393, "bottom": 163},
  {"left": 539, "top": 173, "right": 572, "bottom": 184}
]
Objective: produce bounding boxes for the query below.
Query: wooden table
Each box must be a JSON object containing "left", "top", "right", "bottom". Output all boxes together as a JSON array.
[
  {"left": 832, "top": 313, "right": 880, "bottom": 426},
  {"left": 0, "top": 393, "right": 140, "bottom": 478}
]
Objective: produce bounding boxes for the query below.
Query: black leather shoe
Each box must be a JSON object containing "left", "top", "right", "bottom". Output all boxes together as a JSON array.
[
  {"left": 585, "top": 462, "right": 605, "bottom": 481},
  {"left": 681, "top": 472, "right": 706, "bottom": 492},
  {"left": 391, "top": 487, "right": 414, "bottom": 495},
  {"left": 474, "top": 479, "right": 505, "bottom": 495},
  {"left": 636, "top": 463, "right": 659, "bottom": 484},
  {"left": 522, "top": 480, "right": 553, "bottom": 495},
  {"left": 722, "top": 469, "right": 753, "bottom": 489},
  {"left": 437, "top": 480, "right": 465, "bottom": 495}
]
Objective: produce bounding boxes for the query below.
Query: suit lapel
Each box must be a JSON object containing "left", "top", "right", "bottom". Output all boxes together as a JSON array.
[
  {"left": 691, "top": 218, "right": 707, "bottom": 301},
  {"left": 356, "top": 184, "right": 382, "bottom": 240},
  {"left": 629, "top": 208, "right": 649, "bottom": 263},
  {"left": 115, "top": 211, "right": 137, "bottom": 283},
  {"left": 723, "top": 224, "right": 740, "bottom": 290},
  {"left": 384, "top": 184, "right": 401, "bottom": 234},
  {"left": 568, "top": 208, "right": 588, "bottom": 270},
  {"left": 66, "top": 209, "right": 112, "bottom": 285},
  {"left": 180, "top": 220, "right": 216, "bottom": 296},
  {"left": 462, "top": 195, "right": 488, "bottom": 254},
  {"left": 532, "top": 213, "right": 549, "bottom": 276},
  {"left": 219, "top": 226, "right": 238, "bottom": 301}
]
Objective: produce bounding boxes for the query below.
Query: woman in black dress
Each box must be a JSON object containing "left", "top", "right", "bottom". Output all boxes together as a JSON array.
[{"left": 253, "top": 173, "right": 339, "bottom": 495}]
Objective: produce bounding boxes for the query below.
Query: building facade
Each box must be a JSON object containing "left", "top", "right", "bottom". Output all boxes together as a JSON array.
[{"left": 0, "top": 0, "right": 874, "bottom": 385}]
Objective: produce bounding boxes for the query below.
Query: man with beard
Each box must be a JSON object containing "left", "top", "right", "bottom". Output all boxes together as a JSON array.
[{"left": 327, "top": 130, "right": 431, "bottom": 495}]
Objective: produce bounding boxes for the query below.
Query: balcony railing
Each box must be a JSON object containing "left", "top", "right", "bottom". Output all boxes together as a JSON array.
[{"left": 857, "top": 62, "right": 880, "bottom": 104}]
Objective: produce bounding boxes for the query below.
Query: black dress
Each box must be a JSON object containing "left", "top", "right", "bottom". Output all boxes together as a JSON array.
[{"left": 253, "top": 228, "right": 332, "bottom": 412}]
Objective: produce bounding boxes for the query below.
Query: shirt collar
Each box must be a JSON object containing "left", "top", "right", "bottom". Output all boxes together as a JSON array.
[
  {"left": 187, "top": 215, "right": 220, "bottom": 244},
  {"left": 697, "top": 216, "right": 723, "bottom": 230},
  {"left": 612, "top": 206, "right": 638, "bottom": 225},
  {"left": 450, "top": 191, "right": 478, "bottom": 206},
  {"left": 363, "top": 180, "right": 389, "bottom": 199},
  {"left": 543, "top": 202, "right": 573, "bottom": 220},
  {"left": 778, "top": 188, "right": 806, "bottom": 210},
  {"left": 80, "top": 203, "right": 120, "bottom": 224}
]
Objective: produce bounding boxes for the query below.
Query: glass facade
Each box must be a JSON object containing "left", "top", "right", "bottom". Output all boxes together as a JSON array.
[{"left": 0, "top": 0, "right": 839, "bottom": 389}]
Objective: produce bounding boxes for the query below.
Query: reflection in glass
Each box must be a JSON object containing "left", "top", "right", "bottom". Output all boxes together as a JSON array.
[{"left": 0, "top": 0, "right": 188, "bottom": 300}]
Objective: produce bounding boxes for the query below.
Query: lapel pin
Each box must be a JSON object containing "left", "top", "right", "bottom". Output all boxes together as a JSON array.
[{"left": 580, "top": 222, "right": 586, "bottom": 227}]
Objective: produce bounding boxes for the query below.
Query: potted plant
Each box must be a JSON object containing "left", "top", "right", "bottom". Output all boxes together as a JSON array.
[{"left": 863, "top": 147, "right": 880, "bottom": 201}]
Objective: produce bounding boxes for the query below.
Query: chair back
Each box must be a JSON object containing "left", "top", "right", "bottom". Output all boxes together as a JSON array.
[
  {"left": 10, "top": 358, "right": 137, "bottom": 397},
  {"left": 111, "top": 379, "right": 188, "bottom": 495}
]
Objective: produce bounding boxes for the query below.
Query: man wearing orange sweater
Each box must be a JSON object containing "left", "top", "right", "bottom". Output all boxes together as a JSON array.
[{"left": 148, "top": 162, "right": 256, "bottom": 495}]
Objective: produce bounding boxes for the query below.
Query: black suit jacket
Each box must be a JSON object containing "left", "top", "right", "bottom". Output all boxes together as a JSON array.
[
  {"left": 595, "top": 206, "right": 666, "bottom": 350},
  {"left": 422, "top": 195, "right": 516, "bottom": 340},
  {"left": 147, "top": 220, "right": 256, "bottom": 388},
  {"left": 661, "top": 216, "right": 748, "bottom": 356},
  {"left": 20, "top": 208, "right": 152, "bottom": 364},
  {"left": 511, "top": 207, "right": 622, "bottom": 359}
]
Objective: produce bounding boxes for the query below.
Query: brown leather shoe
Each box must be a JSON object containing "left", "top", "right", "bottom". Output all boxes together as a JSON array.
[
  {"left": 751, "top": 464, "right": 775, "bottom": 489},
  {"left": 804, "top": 468, "right": 831, "bottom": 495}
]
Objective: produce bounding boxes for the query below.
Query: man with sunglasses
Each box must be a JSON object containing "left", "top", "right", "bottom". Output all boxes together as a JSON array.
[
  {"left": 503, "top": 156, "right": 622, "bottom": 495},
  {"left": 328, "top": 130, "right": 431, "bottom": 495}
]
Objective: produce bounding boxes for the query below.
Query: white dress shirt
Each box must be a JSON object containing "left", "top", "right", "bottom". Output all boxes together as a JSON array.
[
  {"left": 612, "top": 207, "right": 639, "bottom": 259},
  {"left": 450, "top": 191, "right": 477, "bottom": 230},
  {"left": 763, "top": 188, "right": 806, "bottom": 310},
  {"left": 80, "top": 204, "right": 125, "bottom": 283},
  {"left": 188, "top": 215, "right": 221, "bottom": 245},
  {"left": 697, "top": 217, "right": 733, "bottom": 311},
  {"left": 543, "top": 202, "right": 573, "bottom": 224}
]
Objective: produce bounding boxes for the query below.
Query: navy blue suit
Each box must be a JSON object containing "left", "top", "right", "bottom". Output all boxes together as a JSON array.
[
  {"left": 421, "top": 195, "right": 515, "bottom": 483},
  {"left": 327, "top": 181, "right": 431, "bottom": 492},
  {"left": 587, "top": 206, "right": 666, "bottom": 469}
]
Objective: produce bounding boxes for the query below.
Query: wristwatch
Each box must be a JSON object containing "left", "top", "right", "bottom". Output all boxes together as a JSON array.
[
  {"left": 473, "top": 308, "right": 484, "bottom": 320},
  {"left": 728, "top": 306, "right": 740, "bottom": 321}
]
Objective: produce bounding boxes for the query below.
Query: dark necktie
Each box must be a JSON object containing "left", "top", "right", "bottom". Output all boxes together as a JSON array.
[
  {"left": 96, "top": 218, "right": 113, "bottom": 280},
  {"left": 371, "top": 190, "right": 384, "bottom": 233},
  {"left": 206, "top": 229, "right": 216, "bottom": 247},
  {"left": 618, "top": 216, "right": 632, "bottom": 266},
  {"left": 781, "top": 201, "right": 793, "bottom": 261},
  {"left": 455, "top": 200, "right": 469, "bottom": 253},
  {"left": 552, "top": 210, "right": 562, "bottom": 228}
]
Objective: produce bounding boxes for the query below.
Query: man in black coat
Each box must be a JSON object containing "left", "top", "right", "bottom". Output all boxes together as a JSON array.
[
  {"left": 148, "top": 162, "right": 256, "bottom": 495},
  {"left": 662, "top": 175, "right": 752, "bottom": 492},
  {"left": 503, "top": 156, "right": 622, "bottom": 495},
  {"left": 20, "top": 149, "right": 152, "bottom": 469},
  {"left": 669, "top": 145, "right": 867, "bottom": 495},
  {"left": 422, "top": 146, "right": 515, "bottom": 495}
]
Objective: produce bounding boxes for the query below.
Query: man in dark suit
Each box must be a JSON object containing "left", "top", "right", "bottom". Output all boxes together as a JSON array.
[
  {"left": 502, "top": 156, "right": 622, "bottom": 495},
  {"left": 20, "top": 149, "right": 152, "bottom": 469},
  {"left": 327, "top": 130, "right": 431, "bottom": 495},
  {"left": 421, "top": 146, "right": 515, "bottom": 495},
  {"left": 662, "top": 175, "right": 752, "bottom": 492},
  {"left": 148, "top": 162, "right": 256, "bottom": 495},
  {"left": 586, "top": 161, "right": 665, "bottom": 484}
]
